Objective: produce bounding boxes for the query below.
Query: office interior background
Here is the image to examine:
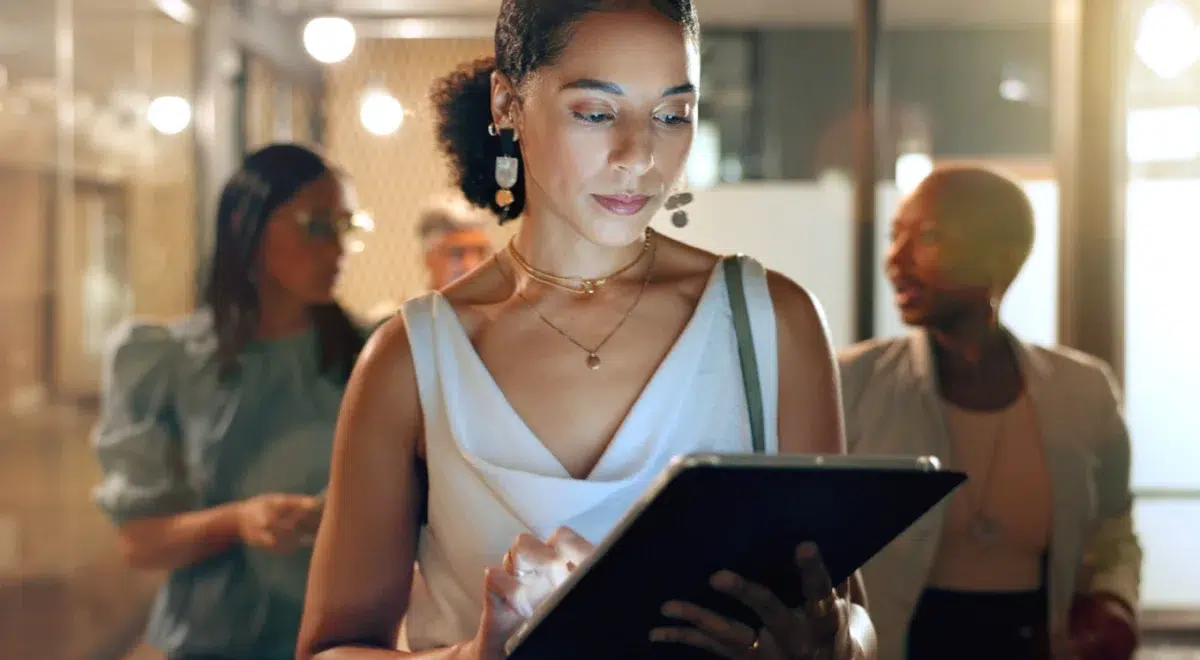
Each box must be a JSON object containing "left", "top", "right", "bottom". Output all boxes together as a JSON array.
[{"left": 0, "top": 0, "right": 1197, "bottom": 657}]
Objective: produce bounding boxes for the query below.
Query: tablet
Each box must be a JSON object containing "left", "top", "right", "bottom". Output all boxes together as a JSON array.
[{"left": 504, "top": 453, "right": 965, "bottom": 659}]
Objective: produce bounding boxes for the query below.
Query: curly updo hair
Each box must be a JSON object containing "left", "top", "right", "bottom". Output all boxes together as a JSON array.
[{"left": 431, "top": 0, "right": 699, "bottom": 223}]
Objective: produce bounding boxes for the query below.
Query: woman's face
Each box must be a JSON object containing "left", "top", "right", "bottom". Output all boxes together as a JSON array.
[
  {"left": 498, "top": 8, "right": 699, "bottom": 247},
  {"left": 258, "top": 172, "right": 356, "bottom": 305}
]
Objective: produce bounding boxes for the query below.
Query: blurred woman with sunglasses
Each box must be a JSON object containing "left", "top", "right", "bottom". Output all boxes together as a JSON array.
[{"left": 90, "top": 143, "right": 367, "bottom": 660}]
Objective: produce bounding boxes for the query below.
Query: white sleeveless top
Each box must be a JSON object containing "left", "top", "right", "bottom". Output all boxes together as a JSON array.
[{"left": 399, "top": 256, "right": 780, "bottom": 650}]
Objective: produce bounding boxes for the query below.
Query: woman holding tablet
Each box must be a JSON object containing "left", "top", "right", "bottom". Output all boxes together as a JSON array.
[
  {"left": 296, "top": 1, "right": 875, "bottom": 659},
  {"left": 841, "top": 165, "right": 1141, "bottom": 659}
]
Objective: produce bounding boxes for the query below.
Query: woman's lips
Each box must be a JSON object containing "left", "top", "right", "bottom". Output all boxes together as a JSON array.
[{"left": 592, "top": 194, "right": 651, "bottom": 216}]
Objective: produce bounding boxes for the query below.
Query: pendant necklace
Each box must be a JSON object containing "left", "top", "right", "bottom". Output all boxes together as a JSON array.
[
  {"left": 966, "top": 407, "right": 1009, "bottom": 546},
  {"left": 503, "top": 237, "right": 657, "bottom": 370}
]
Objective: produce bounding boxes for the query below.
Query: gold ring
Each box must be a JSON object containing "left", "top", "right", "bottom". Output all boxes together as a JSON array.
[{"left": 808, "top": 591, "right": 837, "bottom": 619}]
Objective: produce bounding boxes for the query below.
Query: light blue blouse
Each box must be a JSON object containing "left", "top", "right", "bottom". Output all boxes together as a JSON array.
[{"left": 91, "top": 309, "right": 348, "bottom": 660}]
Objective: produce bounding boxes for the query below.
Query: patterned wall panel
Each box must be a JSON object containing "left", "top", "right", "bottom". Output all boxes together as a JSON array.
[
  {"left": 245, "top": 56, "right": 279, "bottom": 151},
  {"left": 324, "top": 38, "right": 518, "bottom": 317}
]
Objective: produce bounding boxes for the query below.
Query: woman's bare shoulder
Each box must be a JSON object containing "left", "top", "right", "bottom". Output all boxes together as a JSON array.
[
  {"left": 650, "top": 233, "right": 722, "bottom": 292},
  {"left": 432, "top": 257, "right": 513, "bottom": 337},
  {"left": 764, "top": 268, "right": 831, "bottom": 345}
]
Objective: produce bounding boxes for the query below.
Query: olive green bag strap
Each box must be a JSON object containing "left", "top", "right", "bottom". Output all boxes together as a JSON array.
[{"left": 722, "top": 255, "right": 765, "bottom": 454}]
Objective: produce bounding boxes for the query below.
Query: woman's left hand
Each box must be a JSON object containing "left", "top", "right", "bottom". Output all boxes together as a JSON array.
[{"left": 651, "top": 542, "right": 858, "bottom": 659}]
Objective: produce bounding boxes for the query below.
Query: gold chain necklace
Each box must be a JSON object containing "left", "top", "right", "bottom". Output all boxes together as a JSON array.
[
  {"left": 503, "top": 239, "right": 657, "bottom": 370},
  {"left": 507, "top": 228, "right": 653, "bottom": 296}
]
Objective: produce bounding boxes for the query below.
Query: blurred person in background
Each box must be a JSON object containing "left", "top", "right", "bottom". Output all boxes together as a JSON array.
[
  {"left": 419, "top": 195, "right": 495, "bottom": 290},
  {"left": 840, "top": 165, "right": 1141, "bottom": 660},
  {"left": 367, "top": 197, "right": 495, "bottom": 324},
  {"left": 90, "top": 143, "right": 367, "bottom": 660}
]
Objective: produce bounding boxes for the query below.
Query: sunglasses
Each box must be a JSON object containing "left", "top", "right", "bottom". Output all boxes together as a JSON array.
[{"left": 296, "top": 210, "right": 370, "bottom": 242}]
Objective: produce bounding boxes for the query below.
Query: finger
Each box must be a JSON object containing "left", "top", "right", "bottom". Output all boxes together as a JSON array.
[
  {"left": 282, "top": 495, "right": 322, "bottom": 520},
  {"left": 484, "top": 566, "right": 523, "bottom": 608},
  {"left": 268, "top": 498, "right": 317, "bottom": 532},
  {"left": 287, "top": 493, "right": 321, "bottom": 508},
  {"left": 512, "top": 532, "right": 556, "bottom": 561},
  {"left": 795, "top": 543, "right": 840, "bottom": 641},
  {"left": 508, "top": 532, "right": 555, "bottom": 576},
  {"left": 796, "top": 542, "right": 836, "bottom": 613},
  {"left": 248, "top": 527, "right": 280, "bottom": 551},
  {"left": 546, "top": 527, "right": 594, "bottom": 567},
  {"left": 267, "top": 514, "right": 303, "bottom": 535},
  {"left": 480, "top": 567, "right": 524, "bottom": 656},
  {"left": 649, "top": 626, "right": 744, "bottom": 659},
  {"left": 710, "top": 570, "right": 795, "bottom": 638},
  {"left": 661, "top": 600, "right": 758, "bottom": 649},
  {"left": 487, "top": 564, "right": 542, "bottom": 619}
]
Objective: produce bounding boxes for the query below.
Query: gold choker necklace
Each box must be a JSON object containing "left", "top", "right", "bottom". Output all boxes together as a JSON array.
[
  {"left": 506, "top": 229, "right": 654, "bottom": 295},
  {"left": 503, "top": 238, "right": 657, "bottom": 370}
]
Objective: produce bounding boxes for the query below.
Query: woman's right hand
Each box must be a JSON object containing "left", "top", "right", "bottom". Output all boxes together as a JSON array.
[
  {"left": 470, "top": 527, "right": 595, "bottom": 660},
  {"left": 235, "top": 493, "right": 322, "bottom": 553}
]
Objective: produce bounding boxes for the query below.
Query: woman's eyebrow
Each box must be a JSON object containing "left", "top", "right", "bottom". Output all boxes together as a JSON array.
[{"left": 560, "top": 78, "right": 696, "bottom": 97}]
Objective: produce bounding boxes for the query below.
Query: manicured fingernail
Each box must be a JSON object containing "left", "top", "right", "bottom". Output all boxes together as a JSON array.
[
  {"left": 661, "top": 601, "right": 682, "bottom": 616},
  {"left": 649, "top": 629, "right": 669, "bottom": 642},
  {"left": 798, "top": 542, "right": 817, "bottom": 558}
]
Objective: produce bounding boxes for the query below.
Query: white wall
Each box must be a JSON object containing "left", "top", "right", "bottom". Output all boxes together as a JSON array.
[
  {"left": 653, "top": 181, "right": 857, "bottom": 347},
  {"left": 654, "top": 180, "right": 1198, "bottom": 609}
]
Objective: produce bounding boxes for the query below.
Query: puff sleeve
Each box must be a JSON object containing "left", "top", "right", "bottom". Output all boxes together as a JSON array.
[{"left": 91, "top": 321, "right": 194, "bottom": 525}]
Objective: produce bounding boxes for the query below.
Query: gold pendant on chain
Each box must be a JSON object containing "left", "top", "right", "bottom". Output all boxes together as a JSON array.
[
  {"left": 586, "top": 353, "right": 601, "bottom": 370},
  {"left": 971, "top": 515, "right": 1003, "bottom": 545}
]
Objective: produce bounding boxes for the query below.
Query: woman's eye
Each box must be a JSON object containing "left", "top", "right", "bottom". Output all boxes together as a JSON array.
[
  {"left": 655, "top": 112, "right": 692, "bottom": 126},
  {"left": 573, "top": 111, "right": 615, "bottom": 124}
]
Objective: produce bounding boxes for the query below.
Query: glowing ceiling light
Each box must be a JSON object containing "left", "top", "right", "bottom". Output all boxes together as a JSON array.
[
  {"left": 1135, "top": 0, "right": 1200, "bottom": 79},
  {"left": 146, "top": 96, "right": 191, "bottom": 135},
  {"left": 303, "top": 17, "right": 356, "bottom": 64},
  {"left": 359, "top": 90, "right": 404, "bottom": 136}
]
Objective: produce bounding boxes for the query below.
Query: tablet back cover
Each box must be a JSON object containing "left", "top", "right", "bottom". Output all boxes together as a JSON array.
[{"left": 507, "top": 463, "right": 964, "bottom": 660}]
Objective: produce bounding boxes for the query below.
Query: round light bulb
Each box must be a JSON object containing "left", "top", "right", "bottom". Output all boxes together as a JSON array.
[
  {"left": 359, "top": 91, "right": 404, "bottom": 136},
  {"left": 146, "top": 96, "right": 191, "bottom": 135},
  {"left": 999, "top": 78, "right": 1029, "bottom": 102},
  {"left": 303, "top": 17, "right": 356, "bottom": 64},
  {"left": 1135, "top": 0, "right": 1199, "bottom": 79}
]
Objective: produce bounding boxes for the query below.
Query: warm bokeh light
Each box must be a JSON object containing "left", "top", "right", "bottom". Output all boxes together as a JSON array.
[
  {"left": 359, "top": 90, "right": 404, "bottom": 136},
  {"left": 1135, "top": 0, "right": 1200, "bottom": 79},
  {"left": 146, "top": 95, "right": 191, "bottom": 135},
  {"left": 303, "top": 16, "right": 356, "bottom": 64}
]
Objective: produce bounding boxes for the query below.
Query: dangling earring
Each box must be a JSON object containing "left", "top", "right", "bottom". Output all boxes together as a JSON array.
[
  {"left": 665, "top": 190, "right": 694, "bottom": 227},
  {"left": 490, "top": 123, "right": 519, "bottom": 212}
]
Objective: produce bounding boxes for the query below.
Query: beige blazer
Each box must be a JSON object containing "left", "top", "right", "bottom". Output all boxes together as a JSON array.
[{"left": 839, "top": 329, "right": 1142, "bottom": 660}]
